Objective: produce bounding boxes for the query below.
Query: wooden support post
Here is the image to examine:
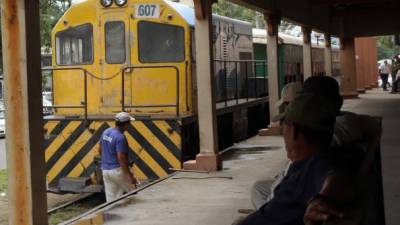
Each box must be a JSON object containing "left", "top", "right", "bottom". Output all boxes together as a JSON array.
[
  {"left": 183, "top": 0, "right": 221, "bottom": 171},
  {"left": 324, "top": 34, "right": 333, "bottom": 76},
  {"left": 355, "top": 38, "right": 366, "bottom": 93},
  {"left": 362, "top": 38, "right": 372, "bottom": 90},
  {"left": 340, "top": 37, "right": 359, "bottom": 98},
  {"left": 1, "top": 0, "right": 47, "bottom": 224},
  {"left": 258, "top": 14, "right": 282, "bottom": 136},
  {"left": 302, "top": 27, "right": 313, "bottom": 80},
  {"left": 369, "top": 38, "right": 379, "bottom": 88}
]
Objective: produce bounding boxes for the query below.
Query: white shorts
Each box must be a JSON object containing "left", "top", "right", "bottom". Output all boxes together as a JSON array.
[{"left": 102, "top": 167, "right": 135, "bottom": 202}]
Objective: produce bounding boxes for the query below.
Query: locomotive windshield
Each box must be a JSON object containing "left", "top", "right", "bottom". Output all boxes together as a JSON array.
[
  {"left": 55, "top": 24, "right": 93, "bottom": 65},
  {"left": 138, "top": 21, "right": 184, "bottom": 63}
]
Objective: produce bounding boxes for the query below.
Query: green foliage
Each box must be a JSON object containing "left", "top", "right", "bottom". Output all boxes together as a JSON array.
[
  {"left": 0, "top": 24, "right": 2, "bottom": 74},
  {"left": 377, "top": 36, "right": 400, "bottom": 60},
  {"left": 212, "top": 0, "right": 265, "bottom": 28},
  {"left": 212, "top": 1, "right": 298, "bottom": 34},
  {"left": 0, "top": 1, "right": 71, "bottom": 71},
  {"left": 0, "top": 170, "right": 7, "bottom": 194},
  {"left": 40, "top": 0, "right": 71, "bottom": 48},
  {"left": 279, "top": 21, "right": 296, "bottom": 34}
]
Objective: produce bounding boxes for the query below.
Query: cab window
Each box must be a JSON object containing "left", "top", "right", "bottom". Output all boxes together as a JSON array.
[
  {"left": 56, "top": 24, "right": 93, "bottom": 65},
  {"left": 105, "top": 21, "right": 126, "bottom": 64},
  {"left": 138, "top": 21, "right": 184, "bottom": 63}
]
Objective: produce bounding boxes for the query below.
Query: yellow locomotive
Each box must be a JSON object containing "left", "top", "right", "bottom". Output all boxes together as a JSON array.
[{"left": 44, "top": 0, "right": 268, "bottom": 192}]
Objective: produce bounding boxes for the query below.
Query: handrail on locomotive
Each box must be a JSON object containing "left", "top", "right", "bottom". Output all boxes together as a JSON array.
[
  {"left": 42, "top": 67, "right": 89, "bottom": 120},
  {"left": 42, "top": 65, "right": 181, "bottom": 120},
  {"left": 121, "top": 66, "right": 180, "bottom": 116},
  {"left": 42, "top": 59, "right": 267, "bottom": 121}
]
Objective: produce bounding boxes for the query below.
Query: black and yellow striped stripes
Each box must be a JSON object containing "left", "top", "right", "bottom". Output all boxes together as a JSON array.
[{"left": 44, "top": 119, "right": 182, "bottom": 188}]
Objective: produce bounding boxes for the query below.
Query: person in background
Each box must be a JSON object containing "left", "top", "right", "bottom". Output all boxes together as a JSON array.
[
  {"left": 391, "top": 63, "right": 400, "bottom": 93},
  {"left": 379, "top": 60, "right": 391, "bottom": 91},
  {"left": 390, "top": 55, "right": 400, "bottom": 94},
  {"left": 391, "top": 56, "right": 400, "bottom": 91},
  {"left": 99, "top": 112, "right": 137, "bottom": 202}
]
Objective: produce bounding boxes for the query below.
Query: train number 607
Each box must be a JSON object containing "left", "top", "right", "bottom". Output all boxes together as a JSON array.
[{"left": 137, "top": 4, "right": 157, "bottom": 17}]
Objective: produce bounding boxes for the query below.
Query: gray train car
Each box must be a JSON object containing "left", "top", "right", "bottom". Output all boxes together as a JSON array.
[
  {"left": 252, "top": 28, "right": 340, "bottom": 91},
  {"left": 212, "top": 16, "right": 254, "bottom": 102}
]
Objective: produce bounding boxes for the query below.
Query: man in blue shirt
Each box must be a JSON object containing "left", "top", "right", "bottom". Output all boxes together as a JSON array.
[
  {"left": 238, "top": 94, "right": 336, "bottom": 225},
  {"left": 99, "top": 112, "right": 137, "bottom": 202}
]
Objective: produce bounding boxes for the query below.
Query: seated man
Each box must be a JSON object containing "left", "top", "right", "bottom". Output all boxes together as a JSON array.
[
  {"left": 252, "top": 82, "right": 302, "bottom": 209},
  {"left": 251, "top": 76, "right": 380, "bottom": 211},
  {"left": 238, "top": 94, "right": 337, "bottom": 225}
]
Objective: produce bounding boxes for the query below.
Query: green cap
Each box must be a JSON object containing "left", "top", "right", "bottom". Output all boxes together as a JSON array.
[{"left": 273, "top": 94, "right": 336, "bottom": 133}]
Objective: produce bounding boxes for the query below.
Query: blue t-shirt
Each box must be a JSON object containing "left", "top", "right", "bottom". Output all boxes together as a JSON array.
[
  {"left": 100, "top": 127, "right": 129, "bottom": 170},
  {"left": 238, "top": 154, "right": 332, "bottom": 225}
]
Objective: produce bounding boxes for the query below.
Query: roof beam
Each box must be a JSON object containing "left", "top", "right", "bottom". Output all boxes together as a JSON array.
[
  {"left": 310, "top": 0, "right": 387, "bottom": 5},
  {"left": 228, "top": 0, "right": 400, "bottom": 37},
  {"left": 341, "top": 3, "right": 400, "bottom": 37}
]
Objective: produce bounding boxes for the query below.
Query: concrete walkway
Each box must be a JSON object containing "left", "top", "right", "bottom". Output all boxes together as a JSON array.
[
  {"left": 67, "top": 136, "right": 288, "bottom": 225},
  {"left": 342, "top": 89, "right": 400, "bottom": 225},
  {"left": 68, "top": 88, "right": 400, "bottom": 225}
]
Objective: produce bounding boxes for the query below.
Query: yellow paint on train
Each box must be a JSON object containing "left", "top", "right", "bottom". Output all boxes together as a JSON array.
[
  {"left": 45, "top": 0, "right": 193, "bottom": 190},
  {"left": 51, "top": 0, "right": 193, "bottom": 116},
  {"left": 44, "top": 119, "right": 182, "bottom": 187}
]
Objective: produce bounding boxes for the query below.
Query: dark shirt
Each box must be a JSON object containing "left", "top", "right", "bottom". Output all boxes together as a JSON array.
[
  {"left": 100, "top": 127, "right": 129, "bottom": 170},
  {"left": 238, "top": 154, "right": 332, "bottom": 225}
]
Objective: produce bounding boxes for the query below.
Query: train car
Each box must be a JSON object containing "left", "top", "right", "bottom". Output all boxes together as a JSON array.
[
  {"left": 252, "top": 28, "right": 340, "bottom": 92},
  {"left": 44, "top": 0, "right": 268, "bottom": 192}
]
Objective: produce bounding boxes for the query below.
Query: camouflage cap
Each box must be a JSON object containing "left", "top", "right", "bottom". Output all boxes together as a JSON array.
[
  {"left": 275, "top": 82, "right": 303, "bottom": 108},
  {"left": 273, "top": 94, "right": 336, "bottom": 133}
]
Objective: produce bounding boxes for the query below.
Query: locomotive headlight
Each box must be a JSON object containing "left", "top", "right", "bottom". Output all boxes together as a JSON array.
[
  {"left": 100, "top": 0, "right": 113, "bottom": 7},
  {"left": 115, "top": 0, "right": 127, "bottom": 6}
]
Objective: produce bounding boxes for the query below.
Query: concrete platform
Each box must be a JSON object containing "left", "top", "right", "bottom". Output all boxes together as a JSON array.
[
  {"left": 66, "top": 136, "right": 288, "bottom": 225},
  {"left": 68, "top": 88, "right": 400, "bottom": 225}
]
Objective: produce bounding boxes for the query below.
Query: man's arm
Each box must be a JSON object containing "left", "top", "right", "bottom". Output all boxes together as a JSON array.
[
  {"left": 97, "top": 143, "right": 102, "bottom": 156},
  {"left": 116, "top": 136, "right": 136, "bottom": 184},
  {"left": 304, "top": 195, "right": 344, "bottom": 225},
  {"left": 304, "top": 174, "right": 355, "bottom": 225},
  {"left": 117, "top": 151, "right": 136, "bottom": 184}
]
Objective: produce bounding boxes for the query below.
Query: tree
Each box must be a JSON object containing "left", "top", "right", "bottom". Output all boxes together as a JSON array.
[
  {"left": 212, "top": 0, "right": 265, "bottom": 28},
  {"left": 0, "top": 0, "right": 70, "bottom": 72},
  {"left": 213, "top": 1, "right": 304, "bottom": 34},
  {"left": 40, "top": 0, "right": 71, "bottom": 48},
  {"left": 279, "top": 21, "right": 297, "bottom": 34},
  {"left": 377, "top": 36, "right": 400, "bottom": 60},
  {"left": 0, "top": 21, "right": 2, "bottom": 74}
]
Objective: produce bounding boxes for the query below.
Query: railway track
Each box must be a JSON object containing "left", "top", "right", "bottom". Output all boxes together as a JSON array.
[
  {"left": 47, "top": 193, "right": 105, "bottom": 225},
  {"left": 47, "top": 193, "right": 97, "bottom": 214},
  {"left": 47, "top": 175, "right": 172, "bottom": 225}
]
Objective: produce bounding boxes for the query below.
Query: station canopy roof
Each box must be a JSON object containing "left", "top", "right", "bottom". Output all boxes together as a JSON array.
[{"left": 230, "top": 0, "right": 400, "bottom": 37}]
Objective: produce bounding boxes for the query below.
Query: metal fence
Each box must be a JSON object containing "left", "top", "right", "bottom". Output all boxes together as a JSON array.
[{"left": 213, "top": 59, "right": 268, "bottom": 106}]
